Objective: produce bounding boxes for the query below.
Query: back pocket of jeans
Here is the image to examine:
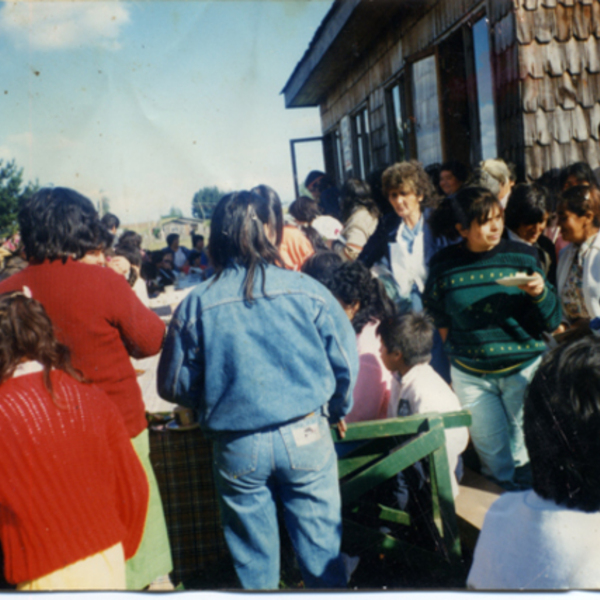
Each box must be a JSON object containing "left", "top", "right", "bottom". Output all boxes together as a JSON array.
[
  {"left": 281, "top": 415, "right": 333, "bottom": 471},
  {"left": 214, "top": 432, "right": 259, "bottom": 478}
]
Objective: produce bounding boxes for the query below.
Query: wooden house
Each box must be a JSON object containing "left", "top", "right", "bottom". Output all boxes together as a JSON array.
[{"left": 283, "top": 0, "right": 600, "bottom": 185}]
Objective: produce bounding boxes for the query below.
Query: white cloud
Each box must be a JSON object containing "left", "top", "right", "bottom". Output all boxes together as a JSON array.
[{"left": 0, "top": 2, "right": 129, "bottom": 50}]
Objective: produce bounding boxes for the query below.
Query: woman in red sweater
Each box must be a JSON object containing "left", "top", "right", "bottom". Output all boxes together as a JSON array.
[
  {"left": 0, "top": 290, "right": 149, "bottom": 590},
  {"left": 0, "top": 188, "right": 171, "bottom": 589}
]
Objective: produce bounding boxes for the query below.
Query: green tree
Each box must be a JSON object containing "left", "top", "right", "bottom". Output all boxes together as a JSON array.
[
  {"left": 192, "top": 186, "right": 224, "bottom": 221},
  {"left": 160, "top": 206, "right": 184, "bottom": 219},
  {"left": 0, "top": 160, "right": 38, "bottom": 237}
]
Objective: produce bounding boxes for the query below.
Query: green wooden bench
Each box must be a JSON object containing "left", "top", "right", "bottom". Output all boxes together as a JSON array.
[{"left": 331, "top": 410, "right": 472, "bottom": 583}]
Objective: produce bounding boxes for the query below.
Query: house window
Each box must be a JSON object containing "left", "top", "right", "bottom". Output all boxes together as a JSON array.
[
  {"left": 472, "top": 17, "right": 498, "bottom": 160},
  {"left": 387, "top": 76, "right": 410, "bottom": 163},
  {"left": 412, "top": 55, "right": 443, "bottom": 167},
  {"left": 352, "top": 106, "right": 371, "bottom": 179},
  {"left": 334, "top": 129, "right": 345, "bottom": 184}
]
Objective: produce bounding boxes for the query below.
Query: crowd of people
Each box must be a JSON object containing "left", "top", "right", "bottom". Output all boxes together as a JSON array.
[{"left": 0, "top": 155, "right": 599, "bottom": 590}]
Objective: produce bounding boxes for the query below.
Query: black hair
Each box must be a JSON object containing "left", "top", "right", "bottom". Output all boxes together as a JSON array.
[
  {"left": 340, "top": 178, "right": 379, "bottom": 223},
  {"left": 440, "top": 160, "right": 469, "bottom": 184},
  {"left": 429, "top": 186, "right": 501, "bottom": 240},
  {"left": 187, "top": 250, "right": 201, "bottom": 266},
  {"left": 524, "top": 337, "right": 600, "bottom": 512},
  {"left": 289, "top": 195, "right": 321, "bottom": 223},
  {"left": 19, "top": 187, "right": 107, "bottom": 263},
  {"left": 0, "top": 291, "right": 85, "bottom": 407},
  {"left": 149, "top": 249, "right": 166, "bottom": 266},
  {"left": 325, "top": 261, "right": 396, "bottom": 334},
  {"left": 304, "top": 171, "right": 334, "bottom": 192},
  {"left": 425, "top": 162, "right": 442, "bottom": 195},
  {"left": 288, "top": 196, "right": 327, "bottom": 252},
  {"left": 114, "top": 231, "right": 143, "bottom": 287},
  {"left": 192, "top": 234, "right": 205, "bottom": 247},
  {"left": 504, "top": 183, "right": 549, "bottom": 231},
  {"left": 506, "top": 161, "right": 518, "bottom": 184},
  {"left": 377, "top": 312, "right": 434, "bottom": 367},
  {"left": 535, "top": 168, "right": 563, "bottom": 214},
  {"left": 250, "top": 185, "right": 284, "bottom": 247},
  {"left": 560, "top": 161, "right": 598, "bottom": 190},
  {"left": 559, "top": 185, "right": 600, "bottom": 227},
  {"left": 100, "top": 212, "right": 120, "bottom": 231},
  {"left": 300, "top": 251, "right": 343, "bottom": 288},
  {"left": 209, "top": 191, "right": 282, "bottom": 302},
  {"left": 166, "top": 233, "right": 180, "bottom": 249},
  {"left": 367, "top": 167, "right": 394, "bottom": 216},
  {"left": 117, "top": 230, "right": 142, "bottom": 250},
  {"left": 95, "top": 224, "right": 115, "bottom": 252}
]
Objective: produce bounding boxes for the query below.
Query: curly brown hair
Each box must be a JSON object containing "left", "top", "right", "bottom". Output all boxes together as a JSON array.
[
  {"left": 381, "top": 160, "right": 439, "bottom": 208},
  {"left": 0, "top": 291, "right": 85, "bottom": 406}
]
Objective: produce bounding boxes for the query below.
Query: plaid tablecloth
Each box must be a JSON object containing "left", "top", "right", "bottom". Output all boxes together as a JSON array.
[{"left": 149, "top": 425, "right": 231, "bottom": 587}]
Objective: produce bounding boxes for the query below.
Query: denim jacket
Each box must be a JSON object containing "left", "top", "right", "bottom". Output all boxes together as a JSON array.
[{"left": 157, "top": 264, "right": 359, "bottom": 432}]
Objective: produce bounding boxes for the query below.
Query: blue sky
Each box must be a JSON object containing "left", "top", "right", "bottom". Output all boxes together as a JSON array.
[{"left": 0, "top": 1, "right": 331, "bottom": 223}]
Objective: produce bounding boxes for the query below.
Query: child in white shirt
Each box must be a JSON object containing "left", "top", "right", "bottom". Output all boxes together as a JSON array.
[{"left": 378, "top": 312, "right": 468, "bottom": 498}]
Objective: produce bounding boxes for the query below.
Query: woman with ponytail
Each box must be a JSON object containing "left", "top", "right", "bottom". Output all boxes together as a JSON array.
[{"left": 158, "top": 190, "right": 359, "bottom": 590}]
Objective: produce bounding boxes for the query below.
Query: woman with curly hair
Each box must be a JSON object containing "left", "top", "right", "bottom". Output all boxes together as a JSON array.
[
  {"left": 0, "top": 187, "right": 171, "bottom": 590},
  {"left": 358, "top": 160, "right": 451, "bottom": 380},
  {"left": 322, "top": 261, "right": 396, "bottom": 422}
]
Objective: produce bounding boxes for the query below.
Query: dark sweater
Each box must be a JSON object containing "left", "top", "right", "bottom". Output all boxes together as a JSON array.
[{"left": 424, "top": 239, "right": 561, "bottom": 377}]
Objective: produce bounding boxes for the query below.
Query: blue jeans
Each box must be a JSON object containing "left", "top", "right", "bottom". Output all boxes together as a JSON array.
[
  {"left": 211, "top": 411, "right": 346, "bottom": 590},
  {"left": 450, "top": 357, "right": 541, "bottom": 488}
]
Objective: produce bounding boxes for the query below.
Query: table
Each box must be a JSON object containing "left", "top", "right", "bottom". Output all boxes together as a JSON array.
[{"left": 149, "top": 424, "right": 233, "bottom": 587}]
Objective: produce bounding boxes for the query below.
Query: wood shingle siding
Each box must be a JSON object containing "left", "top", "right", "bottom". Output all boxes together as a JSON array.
[
  {"left": 516, "top": 0, "right": 600, "bottom": 178},
  {"left": 285, "top": 0, "right": 599, "bottom": 185}
]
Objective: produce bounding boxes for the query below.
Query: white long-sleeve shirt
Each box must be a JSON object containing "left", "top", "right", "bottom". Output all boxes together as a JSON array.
[
  {"left": 468, "top": 490, "right": 600, "bottom": 589},
  {"left": 388, "top": 363, "right": 468, "bottom": 497}
]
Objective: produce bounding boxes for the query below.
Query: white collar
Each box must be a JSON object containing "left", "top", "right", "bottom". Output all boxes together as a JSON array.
[
  {"left": 12, "top": 361, "right": 44, "bottom": 379},
  {"left": 507, "top": 228, "right": 532, "bottom": 247}
]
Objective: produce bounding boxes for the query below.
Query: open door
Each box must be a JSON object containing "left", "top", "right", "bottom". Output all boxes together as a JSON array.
[{"left": 289, "top": 136, "right": 324, "bottom": 198}]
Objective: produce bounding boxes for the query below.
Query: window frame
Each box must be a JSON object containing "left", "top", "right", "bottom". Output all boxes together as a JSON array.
[{"left": 351, "top": 104, "right": 372, "bottom": 180}]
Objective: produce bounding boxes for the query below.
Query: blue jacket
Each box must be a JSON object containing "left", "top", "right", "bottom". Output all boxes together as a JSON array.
[
  {"left": 358, "top": 208, "right": 449, "bottom": 269},
  {"left": 157, "top": 264, "right": 359, "bottom": 432}
]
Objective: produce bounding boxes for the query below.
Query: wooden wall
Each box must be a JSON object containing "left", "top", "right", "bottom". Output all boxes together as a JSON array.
[
  {"left": 317, "top": 0, "right": 600, "bottom": 181},
  {"left": 320, "top": 0, "right": 483, "bottom": 170},
  {"left": 511, "top": 0, "right": 600, "bottom": 180}
]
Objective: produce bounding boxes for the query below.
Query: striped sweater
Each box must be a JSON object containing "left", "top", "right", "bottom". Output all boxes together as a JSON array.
[{"left": 424, "top": 239, "right": 561, "bottom": 377}]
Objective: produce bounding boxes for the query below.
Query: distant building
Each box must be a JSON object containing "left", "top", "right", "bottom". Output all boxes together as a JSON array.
[
  {"left": 160, "top": 217, "right": 206, "bottom": 240},
  {"left": 283, "top": 0, "right": 600, "bottom": 183}
]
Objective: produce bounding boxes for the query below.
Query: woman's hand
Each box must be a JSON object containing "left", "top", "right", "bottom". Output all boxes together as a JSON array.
[
  {"left": 336, "top": 418, "right": 347, "bottom": 439},
  {"left": 519, "top": 272, "right": 545, "bottom": 297}
]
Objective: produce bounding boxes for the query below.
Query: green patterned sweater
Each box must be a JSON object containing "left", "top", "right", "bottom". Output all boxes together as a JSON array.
[{"left": 424, "top": 239, "right": 562, "bottom": 377}]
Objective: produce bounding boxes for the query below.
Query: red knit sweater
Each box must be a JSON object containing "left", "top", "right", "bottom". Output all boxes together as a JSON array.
[
  {"left": 0, "top": 369, "right": 149, "bottom": 584},
  {"left": 0, "top": 259, "right": 165, "bottom": 438}
]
